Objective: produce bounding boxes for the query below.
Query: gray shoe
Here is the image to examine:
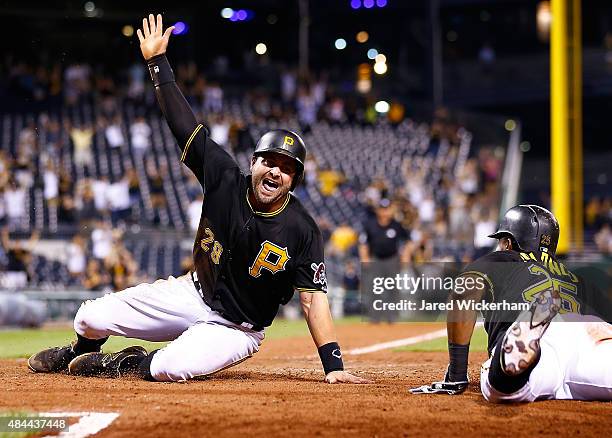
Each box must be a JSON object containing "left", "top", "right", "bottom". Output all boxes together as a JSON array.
[
  {"left": 68, "top": 346, "right": 148, "bottom": 377},
  {"left": 502, "top": 289, "right": 561, "bottom": 376}
]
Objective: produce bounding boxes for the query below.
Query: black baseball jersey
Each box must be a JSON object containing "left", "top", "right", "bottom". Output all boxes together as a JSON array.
[
  {"left": 360, "top": 218, "right": 408, "bottom": 259},
  {"left": 460, "top": 250, "right": 611, "bottom": 354},
  {"left": 180, "top": 124, "right": 327, "bottom": 328}
]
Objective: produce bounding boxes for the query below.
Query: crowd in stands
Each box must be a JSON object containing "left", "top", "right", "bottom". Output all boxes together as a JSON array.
[
  {"left": 0, "top": 57, "right": 512, "bottom": 291},
  {"left": 588, "top": 197, "right": 612, "bottom": 257}
]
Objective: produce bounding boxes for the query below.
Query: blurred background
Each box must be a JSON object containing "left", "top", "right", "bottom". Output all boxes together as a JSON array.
[{"left": 0, "top": 0, "right": 610, "bottom": 326}]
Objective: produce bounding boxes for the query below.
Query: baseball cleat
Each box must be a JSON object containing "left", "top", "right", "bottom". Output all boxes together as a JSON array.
[
  {"left": 28, "top": 344, "right": 78, "bottom": 373},
  {"left": 501, "top": 289, "right": 561, "bottom": 376},
  {"left": 68, "top": 346, "right": 148, "bottom": 378}
]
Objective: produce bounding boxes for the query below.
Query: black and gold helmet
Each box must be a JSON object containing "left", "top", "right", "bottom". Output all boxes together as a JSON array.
[
  {"left": 253, "top": 129, "right": 306, "bottom": 190},
  {"left": 489, "top": 205, "right": 560, "bottom": 255}
]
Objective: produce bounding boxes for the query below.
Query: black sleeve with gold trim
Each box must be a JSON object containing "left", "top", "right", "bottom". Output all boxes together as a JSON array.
[
  {"left": 150, "top": 68, "right": 239, "bottom": 193},
  {"left": 460, "top": 250, "right": 526, "bottom": 354},
  {"left": 179, "top": 124, "right": 239, "bottom": 193},
  {"left": 293, "top": 227, "right": 328, "bottom": 293}
]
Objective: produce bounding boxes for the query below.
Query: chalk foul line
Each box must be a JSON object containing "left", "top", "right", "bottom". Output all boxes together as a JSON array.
[{"left": 346, "top": 328, "right": 448, "bottom": 355}]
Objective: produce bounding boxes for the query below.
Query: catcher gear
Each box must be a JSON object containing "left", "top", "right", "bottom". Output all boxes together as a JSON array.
[
  {"left": 253, "top": 129, "right": 306, "bottom": 190},
  {"left": 409, "top": 367, "right": 469, "bottom": 395},
  {"left": 68, "top": 346, "right": 148, "bottom": 378},
  {"left": 489, "top": 205, "right": 560, "bottom": 255}
]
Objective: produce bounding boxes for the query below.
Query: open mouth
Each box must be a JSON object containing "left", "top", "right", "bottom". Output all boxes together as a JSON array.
[{"left": 262, "top": 178, "right": 280, "bottom": 193}]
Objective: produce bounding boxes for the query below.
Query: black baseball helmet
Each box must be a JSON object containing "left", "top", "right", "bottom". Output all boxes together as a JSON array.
[
  {"left": 253, "top": 129, "right": 306, "bottom": 190},
  {"left": 489, "top": 205, "right": 560, "bottom": 255}
]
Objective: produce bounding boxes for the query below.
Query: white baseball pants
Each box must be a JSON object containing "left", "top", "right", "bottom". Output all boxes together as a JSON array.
[
  {"left": 73, "top": 274, "right": 264, "bottom": 382},
  {"left": 481, "top": 313, "right": 612, "bottom": 402}
]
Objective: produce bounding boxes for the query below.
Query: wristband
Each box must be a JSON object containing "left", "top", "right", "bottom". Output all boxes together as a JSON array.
[
  {"left": 318, "top": 342, "right": 344, "bottom": 375},
  {"left": 147, "top": 54, "right": 175, "bottom": 87},
  {"left": 448, "top": 342, "right": 469, "bottom": 382}
]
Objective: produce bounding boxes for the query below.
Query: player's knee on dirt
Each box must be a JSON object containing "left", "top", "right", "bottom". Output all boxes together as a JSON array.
[
  {"left": 73, "top": 300, "right": 111, "bottom": 340},
  {"left": 148, "top": 350, "right": 196, "bottom": 382}
]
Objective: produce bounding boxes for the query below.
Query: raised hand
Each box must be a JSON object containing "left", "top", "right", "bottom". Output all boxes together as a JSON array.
[{"left": 136, "top": 13, "right": 175, "bottom": 61}]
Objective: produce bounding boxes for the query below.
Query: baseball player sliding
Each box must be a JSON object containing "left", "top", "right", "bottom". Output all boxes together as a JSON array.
[
  {"left": 28, "top": 14, "right": 369, "bottom": 384},
  {"left": 411, "top": 205, "right": 612, "bottom": 402}
]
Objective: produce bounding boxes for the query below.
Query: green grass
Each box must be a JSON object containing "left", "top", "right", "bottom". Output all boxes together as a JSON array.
[
  {"left": 0, "top": 317, "right": 477, "bottom": 358},
  {"left": 394, "top": 326, "right": 488, "bottom": 352},
  {"left": 0, "top": 317, "right": 362, "bottom": 359}
]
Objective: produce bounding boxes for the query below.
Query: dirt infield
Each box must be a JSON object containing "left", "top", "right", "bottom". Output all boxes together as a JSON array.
[{"left": 1, "top": 323, "right": 609, "bottom": 437}]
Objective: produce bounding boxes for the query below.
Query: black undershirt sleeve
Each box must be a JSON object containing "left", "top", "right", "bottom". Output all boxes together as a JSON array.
[
  {"left": 146, "top": 54, "right": 239, "bottom": 191},
  {"left": 147, "top": 54, "right": 199, "bottom": 154}
]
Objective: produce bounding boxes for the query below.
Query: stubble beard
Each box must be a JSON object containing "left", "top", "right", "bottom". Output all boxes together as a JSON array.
[{"left": 252, "top": 173, "right": 290, "bottom": 207}]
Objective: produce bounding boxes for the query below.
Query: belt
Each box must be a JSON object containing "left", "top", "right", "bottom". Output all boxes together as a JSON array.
[{"left": 190, "top": 271, "right": 263, "bottom": 332}]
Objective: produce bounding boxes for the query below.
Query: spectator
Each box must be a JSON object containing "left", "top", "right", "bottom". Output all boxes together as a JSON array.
[
  {"left": 91, "top": 220, "right": 113, "bottom": 260},
  {"left": 203, "top": 82, "right": 223, "bottom": 113},
  {"left": 130, "top": 116, "right": 151, "bottom": 155},
  {"left": 4, "top": 178, "right": 27, "bottom": 229},
  {"left": 329, "top": 222, "right": 358, "bottom": 257},
  {"left": 209, "top": 114, "right": 230, "bottom": 146},
  {"left": 280, "top": 68, "right": 297, "bottom": 103},
  {"left": 0, "top": 187, "right": 5, "bottom": 228},
  {"left": 75, "top": 180, "right": 98, "bottom": 225},
  {"left": 1, "top": 228, "right": 39, "bottom": 286},
  {"left": 18, "top": 119, "right": 38, "bottom": 159},
  {"left": 318, "top": 168, "right": 345, "bottom": 197},
  {"left": 296, "top": 85, "right": 317, "bottom": 132},
  {"left": 82, "top": 259, "right": 111, "bottom": 291},
  {"left": 66, "top": 234, "right": 87, "bottom": 284},
  {"left": 325, "top": 97, "right": 345, "bottom": 124},
  {"left": 127, "top": 63, "right": 146, "bottom": 101},
  {"left": 585, "top": 197, "right": 601, "bottom": 229},
  {"left": 91, "top": 176, "right": 110, "bottom": 213},
  {"left": 147, "top": 162, "right": 167, "bottom": 219},
  {"left": 106, "top": 175, "right": 131, "bottom": 227},
  {"left": 304, "top": 156, "right": 319, "bottom": 187},
  {"left": 13, "top": 153, "right": 35, "bottom": 189},
  {"left": 70, "top": 122, "right": 95, "bottom": 172},
  {"left": 43, "top": 162, "right": 59, "bottom": 206},
  {"left": 473, "top": 208, "right": 497, "bottom": 259},
  {"left": 418, "top": 192, "right": 436, "bottom": 226},
  {"left": 63, "top": 62, "right": 91, "bottom": 105},
  {"left": 58, "top": 194, "right": 78, "bottom": 225},
  {"left": 58, "top": 168, "right": 73, "bottom": 198},
  {"left": 105, "top": 116, "right": 125, "bottom": 149},
  {"left": 187, "top": 193, "right": 204, "bottom": 233},
  {"left": 594, "top": 223, "right": 612, "bottom": 257},
  {"left": 312, "top": 74, "right": 327, "bottom": 107},
  {"left": 104, "top": 243, "right": 138, "bottom": 291},
  {"left": 184, "top": 171, "right": 202, "bottom": 200},
  {"left": 126, "top": 168, "right": 141, "bottom": 214}
]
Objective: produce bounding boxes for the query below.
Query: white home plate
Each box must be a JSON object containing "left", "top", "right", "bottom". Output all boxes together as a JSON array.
[{"left": 39, "top": 412, "right": 120, "bottom": 438}]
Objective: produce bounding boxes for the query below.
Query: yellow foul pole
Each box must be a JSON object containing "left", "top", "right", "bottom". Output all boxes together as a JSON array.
[
  {"left": 551, "top": 0, "right": 571, "bottom": 254},
  {"left": 570, "top": 0, "right": 583, "bottom": 251}
]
